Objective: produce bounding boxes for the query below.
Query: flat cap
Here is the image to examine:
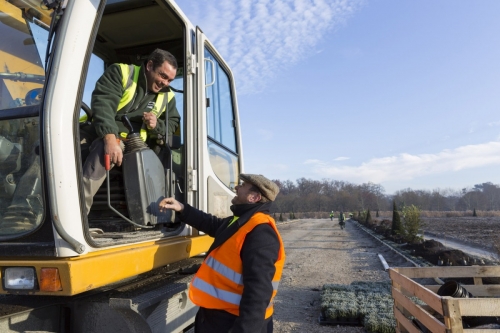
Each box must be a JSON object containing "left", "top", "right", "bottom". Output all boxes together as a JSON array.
[{"left": 240, "top": 173, "right": 280, "bottom": 202}]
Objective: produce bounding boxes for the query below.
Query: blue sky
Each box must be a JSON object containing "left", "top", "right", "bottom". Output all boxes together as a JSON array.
[{"left": 175, "top": 0, "right": 500, "bottom": 195}]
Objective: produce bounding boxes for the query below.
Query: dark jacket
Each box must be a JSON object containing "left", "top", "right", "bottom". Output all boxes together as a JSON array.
[
  {"left": 89, "top": 63, "right": 180, "bottom": 139},
  {"left": 181, "top": 202, "right": 280, "bottom": 333}
]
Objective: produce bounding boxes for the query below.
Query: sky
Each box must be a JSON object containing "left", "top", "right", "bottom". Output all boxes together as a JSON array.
[{"left": 174, "top": 0, "right": 500, "bottom": 195}]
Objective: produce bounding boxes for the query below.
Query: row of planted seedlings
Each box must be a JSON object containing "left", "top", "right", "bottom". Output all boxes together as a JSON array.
[{"left": 320, "top": 281, "right": 396, "bottom": 333}]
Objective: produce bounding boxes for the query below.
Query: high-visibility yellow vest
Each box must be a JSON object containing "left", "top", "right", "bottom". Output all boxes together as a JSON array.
[
  {"left": 117, "top": 64, "right": 174, "bottom": 141},
  {"left": 79, "top": 64, "right": 175, "bottom": 141},
  {"left": 189, "top": 212, "right": 286, "bottom": 318}
]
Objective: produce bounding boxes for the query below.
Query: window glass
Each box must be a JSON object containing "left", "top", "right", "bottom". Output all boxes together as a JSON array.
[
  {"left": 0, "top": 2, "right": 51, "bottom": 237},
  {"left": 80, "top": 55, "right": 104, "bottom": 122},
  {"left": 82, "top": 55, "right": 105, "bottom": 106},
  {"left": 204, "top": 47, "right": 239, "bottom": 189},
  {"left": 204, "top": 49, "right": 237, "bottom": 153},
  {"left": 170, "top": 71, "right": 184, "bottom": 143},
  {"left": 0, "top": 117, "right": 43, "bottom": 235},
  {"left": 208, "top": 140, "right": 239, "bottom": 190}
]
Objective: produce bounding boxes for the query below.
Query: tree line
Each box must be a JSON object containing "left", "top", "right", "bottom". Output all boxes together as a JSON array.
[{"left": 271, "top": 178, "right": 500, "bottom": 213}]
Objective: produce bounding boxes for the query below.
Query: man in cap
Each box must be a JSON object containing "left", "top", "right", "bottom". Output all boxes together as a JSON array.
[{"left": 158, "top": 174, "right": 285, "bottom": 333}]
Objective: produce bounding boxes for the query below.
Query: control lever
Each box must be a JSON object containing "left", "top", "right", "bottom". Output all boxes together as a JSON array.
[
  {"left": 121, "top": 115, "right": 147, "bottom": 152},
  {"left": 121, "top": 115, "right": 134, "bottom": 132}
]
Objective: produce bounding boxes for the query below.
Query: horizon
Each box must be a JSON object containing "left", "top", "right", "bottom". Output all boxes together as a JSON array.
[{"left": 268, "top": 177, "right": 498, "bottom": 197}]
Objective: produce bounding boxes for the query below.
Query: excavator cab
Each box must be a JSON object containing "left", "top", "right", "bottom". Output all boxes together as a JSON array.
[
  {"left": 0, "top": 0, "right": 243, "bottom": 265},
  {"left": 0, "top": 0, "right": 242, "bottom": 298},
  {"left": 79, "top": 4, "right": 189, "bottom": 242}
]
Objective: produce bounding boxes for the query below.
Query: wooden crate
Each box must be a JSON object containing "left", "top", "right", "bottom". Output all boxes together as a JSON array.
[{"left": 389, "top": 266, "right": 500, "bottom": 333}]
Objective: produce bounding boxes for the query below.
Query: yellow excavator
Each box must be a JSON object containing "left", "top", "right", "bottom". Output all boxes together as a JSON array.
[{"left": 0, "top": 0, "right": 242, "bottom": 331}]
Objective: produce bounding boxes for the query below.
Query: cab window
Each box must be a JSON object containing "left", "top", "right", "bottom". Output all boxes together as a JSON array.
[{"left": 204, "top": 48, "right": 239, "bottom": 189}]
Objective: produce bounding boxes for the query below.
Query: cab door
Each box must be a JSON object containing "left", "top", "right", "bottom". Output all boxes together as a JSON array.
[{"left": 195, "top": 28, "right": 243, "bottom": 216}]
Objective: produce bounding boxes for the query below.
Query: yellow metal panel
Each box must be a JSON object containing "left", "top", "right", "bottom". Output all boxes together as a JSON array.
[
  {"left": 0, "top": 235, "right": 213, "bottom": 296},
  {"left": 0, "top": 1, "right": 45, "bottom": 101},
  {"left": 0, "top": 51, "right": 44, "bottom": 100}
]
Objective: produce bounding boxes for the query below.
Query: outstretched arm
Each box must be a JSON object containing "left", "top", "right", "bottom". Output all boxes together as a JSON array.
[
  {"left": 158, "top": 198, "right": 227, "bottom": 236},
  {"left": 159, "top": 197, "right": 184, "bottom": 213}
]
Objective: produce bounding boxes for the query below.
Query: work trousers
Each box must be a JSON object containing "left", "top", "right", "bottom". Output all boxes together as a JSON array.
[{"left": 82, "top": 137, "right": 124, "bottom": 215}]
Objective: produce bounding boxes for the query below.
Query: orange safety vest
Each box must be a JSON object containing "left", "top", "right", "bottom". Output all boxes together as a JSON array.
[{"left": 189, "top": 212, "right": 285, "bottom": 318}]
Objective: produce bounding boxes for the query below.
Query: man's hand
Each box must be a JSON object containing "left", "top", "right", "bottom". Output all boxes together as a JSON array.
[
  {"left": 104, "top": 134, "right": 123, "bottom": 166},
  {"left": 159, "top": 197, "right": 184, "bottom": 213},
  {"left": 143, "top": 112, "right": 157, "bottom": 130}
]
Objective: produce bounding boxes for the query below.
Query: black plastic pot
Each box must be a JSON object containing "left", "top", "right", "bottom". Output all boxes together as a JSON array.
[
  {"left": 437, "top": 281, "right": 473, "bottom": 298},
  {"left": 437, "top": 280, "right": 500, "bottom": 328}
]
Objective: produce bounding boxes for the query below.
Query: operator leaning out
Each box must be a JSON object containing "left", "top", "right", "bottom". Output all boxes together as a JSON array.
[{"left": 80, "top": 48, "right": 180, "bottom": 215}]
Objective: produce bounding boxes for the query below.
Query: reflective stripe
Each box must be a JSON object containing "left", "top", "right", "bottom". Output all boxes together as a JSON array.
[
  {"left": 201, "top": 255, "right": 280, "bottom": 310},
  {"left": 139, "top": 91, "right": 174, "bottom": 141},
  {"left": 168, "top": 91, "right": 174, "bottom": 101},
  {"left": 150, "top": 93, "right": 165, "bottom": 118},
  {"left": 140, "top": 91, "right": 165, "bottom": 141},
  {"left": 192, "top": 276, "right": 241, "bottom": 306},
  {"left": 120, "top": 63, "right": 129, "bottom": 88},
  {"left": 140, "top": 127, "right": 147, "bottom": 142},
  {"left": 205, "top": 256, "right": 243, "bottom": 286},
  {"left": 117, "top": 64, "right": 140, "bottom": 111},
  {"left": 265, "top": 282, "right": 281, "bottom": 309}
]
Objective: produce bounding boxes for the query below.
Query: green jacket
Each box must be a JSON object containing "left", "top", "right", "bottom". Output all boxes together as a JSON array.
[{"left": 90, "top": 63, "right": 180, "bottom": 139}]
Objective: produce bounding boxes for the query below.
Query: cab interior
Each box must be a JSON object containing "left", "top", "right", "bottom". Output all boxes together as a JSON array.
[{"left": 79, "top": 0, "right": 189, "bottom": 245}]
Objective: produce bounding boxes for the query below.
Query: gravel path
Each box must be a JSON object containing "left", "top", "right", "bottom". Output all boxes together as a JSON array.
[{"left": 273, "top": 218, "right": 414, "bottom": 333}]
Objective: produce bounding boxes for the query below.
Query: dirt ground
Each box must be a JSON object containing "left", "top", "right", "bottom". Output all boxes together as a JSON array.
[
  {"left": 272, "top": 218, "right": 413, "bottom": 333},
  {"left": 421, "top": 216, "right": 500, "bottom": 253},
  {"left": 364, "top": 216, "right": 500, "bottom": 266}
]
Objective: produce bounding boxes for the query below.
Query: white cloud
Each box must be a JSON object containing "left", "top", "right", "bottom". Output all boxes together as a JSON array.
[
  {"left": 304, "top": 159, "right": 325, "bottom": 165},
  {"left": 179, "top": 0, "right": 364, "bottom": 94},
  {"left": 488, "top": 121, "right": 500, "bottom": 127},
  {"left": 306, "top": 141, "right": 500, "bottom": 183},
  {"left": 334, "top": 156, "right": 350, "bottom": 161}
]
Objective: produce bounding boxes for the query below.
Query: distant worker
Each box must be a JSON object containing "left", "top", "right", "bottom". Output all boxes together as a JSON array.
[
  {"left": 80, "top": 48, "right": 180, "bottom": 215},
  {"left": 330, "top": 211, "right": 335, "bottom": 221},
  {"left": 339, "top": 211, "right": 345, "bottom": 230},
  {"left": 159, "top": 173, "right": 285, "bottom": 333}
]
